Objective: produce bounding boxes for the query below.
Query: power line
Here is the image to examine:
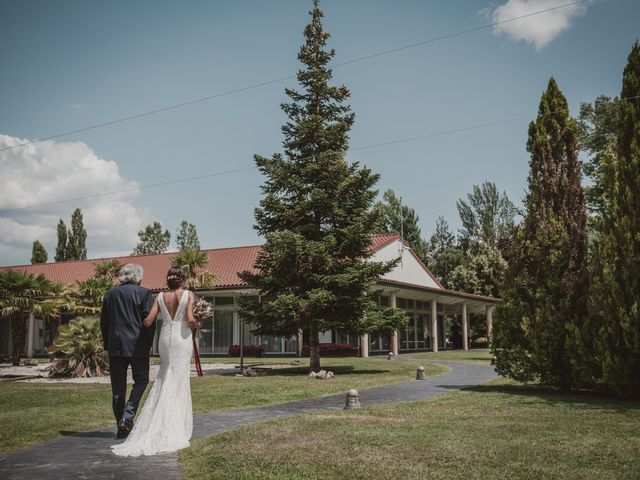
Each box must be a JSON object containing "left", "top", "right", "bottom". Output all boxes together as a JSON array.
[
  {"left": 0, "top": 166, "right": 258, "bottom": 215},
  {"left": 0, "top": 0, "right": 588, "bottom": 153},
  {"left": 8, "top": 93, "right": 635, "bottom": 217}
]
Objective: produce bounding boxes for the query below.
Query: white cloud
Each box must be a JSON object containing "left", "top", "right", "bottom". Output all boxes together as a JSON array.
[
  {"left": 0, "top": 134, "right": 150, "bottom": 265},
  {"left": 489, "top": 0, "right": 588, "bottom": 50},
  {"left": 69, "top": 103, "right": 86, "bottom": 111}
]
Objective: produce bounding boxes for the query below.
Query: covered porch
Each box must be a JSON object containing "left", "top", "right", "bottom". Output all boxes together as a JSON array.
[{"left": 359, "top": 280, "right": 499, "bottom": 357}]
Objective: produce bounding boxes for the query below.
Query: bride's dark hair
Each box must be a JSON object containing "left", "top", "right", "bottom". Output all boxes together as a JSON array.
[{"left": 166, "top": 266, "right": 186, "bottom": 290}]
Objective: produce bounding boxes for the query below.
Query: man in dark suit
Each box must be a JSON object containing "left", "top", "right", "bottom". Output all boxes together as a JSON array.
[{"left": 100, "top": 263, "right": 156, "bottom": 439}]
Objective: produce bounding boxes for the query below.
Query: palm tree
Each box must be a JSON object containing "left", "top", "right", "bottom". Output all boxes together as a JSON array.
[
  {"left": 0, "top": 270, "right": 68, "bottom": 365},
  {"left": 171, "top": 249, "right": 216, "bottom": 289},
  {"left": 93, "top": 260, "right": 122, "bottom": 281},
  {"left": 71, "top": 275, "right": 114, "bottom": 316}
]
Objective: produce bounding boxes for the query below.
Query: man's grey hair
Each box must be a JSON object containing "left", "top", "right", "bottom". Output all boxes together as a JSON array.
[{"left": 119, "top": 263, "right": 144, "bottom": 285}]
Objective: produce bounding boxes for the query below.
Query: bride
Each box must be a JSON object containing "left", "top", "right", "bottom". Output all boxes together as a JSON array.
[{"left": 112, "top": 266, "right": 198, "bottom": 457}]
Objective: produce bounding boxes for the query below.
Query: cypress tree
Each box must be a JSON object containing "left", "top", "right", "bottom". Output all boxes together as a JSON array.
[
  {"left": 31, "top": 240, "right": 48, "bottom": 264},
  {"left": 492, "top": 78, "right": 589, "bottom": 388},
  {"left": 67, "top": 208, "right": 88, "bottom": 260},
  {"left": 592, "top": 43, "right": 640, "bottom": 396},
  {"left": 54, "top": 219, "right": 68, "bottom": 262},
  {"left": 239, "top": 0, "right": 404, "bottom": 372}
]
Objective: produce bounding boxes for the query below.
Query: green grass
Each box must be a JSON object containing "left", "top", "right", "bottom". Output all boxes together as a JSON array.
[
  {"left": 0, "top": 357, "right": 445, "bottom": 453},
  {"left": 150, "top": 356, "right": 299, "bottom": 365},
  {"left": 406, "top": 347, "right": 493, "bottom": 364},
  {"left": 180, "top": 378, "right": 640, "bottom": 480}
]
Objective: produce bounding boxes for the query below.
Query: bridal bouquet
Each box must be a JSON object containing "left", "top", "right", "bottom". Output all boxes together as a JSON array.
[
  {"left": 193, "top": 297, "right": 214, "bottom": 325},
  {"left": 191, "top": 296, "right": 213, "bottom": 377}
]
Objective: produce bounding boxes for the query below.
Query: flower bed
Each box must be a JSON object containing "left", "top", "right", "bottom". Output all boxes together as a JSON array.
[{"left": 227, "top": 344, "right": 264, "bottom": 357}]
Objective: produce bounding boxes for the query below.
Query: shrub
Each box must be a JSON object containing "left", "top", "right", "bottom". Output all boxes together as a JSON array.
[
  {"left": 48, "top": 317, "right": 109, "bottom": 377},
  {"left": 228, "top": 344, "right": 264, "bottom": 357},
  {"left": 302, "top": 343, "right": 359, "bottom": 357},
  {"left": 471, "top": 337, "right": 489, "bottom": 349}
]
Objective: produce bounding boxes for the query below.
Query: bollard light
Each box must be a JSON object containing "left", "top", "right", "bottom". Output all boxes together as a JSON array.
[
  {"left": 387, "top": 351, "right": 395, "bottom": 360},
  {"left": 344, "top": 388, "right": 361, "bottom": 409},
  {"left": 416, "top": 366, "right": 426, "bottom": 380}
]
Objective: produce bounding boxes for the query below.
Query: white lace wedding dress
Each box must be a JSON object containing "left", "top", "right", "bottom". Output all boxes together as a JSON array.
[{"left": 112, "top": 290, "right": 194, "bottom": 457}]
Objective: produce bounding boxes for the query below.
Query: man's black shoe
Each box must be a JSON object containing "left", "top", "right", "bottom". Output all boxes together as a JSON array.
[{"left": 116, "top": 420, "right": 133, "bottom": 439}]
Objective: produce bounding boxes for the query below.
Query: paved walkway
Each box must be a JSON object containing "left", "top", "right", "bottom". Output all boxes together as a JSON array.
[{"left": 1, "top": 359, "right": 497, "bottom": 480}]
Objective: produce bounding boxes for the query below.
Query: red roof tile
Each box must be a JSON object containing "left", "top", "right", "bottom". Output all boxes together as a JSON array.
[{"left": 0, "top": 234, "right": 402, "bottom": 292}]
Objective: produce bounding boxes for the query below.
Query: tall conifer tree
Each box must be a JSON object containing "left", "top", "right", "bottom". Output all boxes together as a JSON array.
[
  {"left": 592, "top": 43, "right": 640, "bottom": 396},
  {"left": 67, "top": 208, "right": 87, "bottom": 260},
  {"left": 54, "top": 219, "right": 68, "bottom": 262},
  {"left": 492, "top": 78, "right": 588, "bottom": 388},
  {"left": 239, "top": 0, "right": 404, "bottom": 372}
]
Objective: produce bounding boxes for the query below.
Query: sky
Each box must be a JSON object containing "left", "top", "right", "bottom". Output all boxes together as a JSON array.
[{"left": 0, "top": 0, "right": 638, "bottom": 265}]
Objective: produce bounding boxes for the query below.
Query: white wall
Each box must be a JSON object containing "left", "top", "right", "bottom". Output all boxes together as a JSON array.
[{"left": 372, "top": 239, "right": 442, "bottom": 289}]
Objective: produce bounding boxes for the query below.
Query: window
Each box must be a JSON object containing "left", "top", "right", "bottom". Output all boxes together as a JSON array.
[
  {"left": 379, "top": 296, "right": 390, "bottom": 307},
  {"left": 213, "top": 310, "right": 234, "bottom": 353},
  {"left": 241, "top": 320, "right": 260, "bottom": 346},
  {"left": 214, "top": 297, "right": 235, "bottom": 306},
  {"left": 199, "top": 316, "right": 214, "bottom": 353}
]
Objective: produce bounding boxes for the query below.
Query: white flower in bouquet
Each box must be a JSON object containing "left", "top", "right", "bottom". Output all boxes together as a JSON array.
[{"left": 193, "top": 297, "right": 214, "bottom": 322}]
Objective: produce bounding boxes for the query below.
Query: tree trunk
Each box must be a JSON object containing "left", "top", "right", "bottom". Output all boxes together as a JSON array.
[
  {"left": 309, "top": 322, "right": 321, "bottom": 373},
  {"left": 11, "top": 313, "right": 26, "bottom": 366}
]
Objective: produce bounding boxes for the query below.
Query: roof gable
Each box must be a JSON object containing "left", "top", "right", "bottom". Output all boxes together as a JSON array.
[{"left": 371, "top": 236, "right": 443, "bottom": 289}]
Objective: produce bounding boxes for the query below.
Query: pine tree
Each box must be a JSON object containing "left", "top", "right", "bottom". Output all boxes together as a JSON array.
[
  {"left": 373, "top": 189, "right": 429, "bottom": 263},
  {"left": 592, "top": 43, "right": 640, "bottom": 396},
  {"left": 67, "top": 208, "right": 87, "bottom": 260},
  {"left": 31, "top": 240, "right": 48, "bottom": 264},
  {"left": 239, "top": 0, "right": 404, "bottom": 372},
  {"left": 54, "top": 219, "right": 68, "bottom": 262},
  {"left": 132, "top": 222, "right": 171, "bottom": 255},
  {"left": 176, "top": 220, "right": 201, "bottom": 251},
  {"left": 492, "top": 78, "right": 589, "bottom": 388}
]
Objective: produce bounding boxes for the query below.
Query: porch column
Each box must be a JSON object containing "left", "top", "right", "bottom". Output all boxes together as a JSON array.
[
  {"left": 360, "top": 334, "right": 369, "bottom": 358},
  {"left": 27, "top": 313, "right": 35, "bottom": 358},
  {"left": 297, "top": 329, "right": 303, "bottom": 358},
  {"left": 430, "top": 299, "right": 438, "bottom": 353},
  {"left": 390, "top": 291, "right": 399, "bottom": 355},
  {"left": 462, "top": 303, "right": 469, "bottom": 351},
  {"left": 486, "top": 305, "right": 493, "bottom": 347}
]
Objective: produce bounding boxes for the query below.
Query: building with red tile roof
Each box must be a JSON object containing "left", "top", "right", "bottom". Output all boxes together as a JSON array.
[{"left": 1, "top": 233, "right": 498, "bottom": 358}]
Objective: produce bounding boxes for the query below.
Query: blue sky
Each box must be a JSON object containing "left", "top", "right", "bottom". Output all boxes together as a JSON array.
[{"left": 0, "top": 0, "right": 638, "bottom": 265}]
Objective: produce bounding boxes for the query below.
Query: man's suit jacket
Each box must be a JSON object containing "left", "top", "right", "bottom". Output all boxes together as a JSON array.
[{"left": 100, "top": 283, "right": 156, "bottom": 357}]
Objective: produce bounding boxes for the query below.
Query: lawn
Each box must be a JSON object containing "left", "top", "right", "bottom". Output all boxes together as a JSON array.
[
  {"left": 0, "top": 357, "right": 445, "bottom": 453},
  {"left": 406, "top": 347, "right": 493, "bottom": 364},
  {"left": 180, "top": 378, "right": 640, "bottom": 480}
]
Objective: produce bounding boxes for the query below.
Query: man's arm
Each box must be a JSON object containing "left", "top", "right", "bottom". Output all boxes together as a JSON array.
[
  {"left": 100, "top": 294, "right": 109, "bottom": 351},
  {"left": 142, "top": 289, "right": 156, "bottom": 345}
]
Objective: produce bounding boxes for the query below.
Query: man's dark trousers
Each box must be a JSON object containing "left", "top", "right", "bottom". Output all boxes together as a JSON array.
[
  {"left": 100, "top": 281, "right": 155, "bottom": 427},
  {"left": 109, "top": 356, "right": 150, "bottom": 425}
]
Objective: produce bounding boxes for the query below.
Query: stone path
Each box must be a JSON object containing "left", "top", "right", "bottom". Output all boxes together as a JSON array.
[{"left": 1, "top": 359, "right": 497, "bottom": 480}]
